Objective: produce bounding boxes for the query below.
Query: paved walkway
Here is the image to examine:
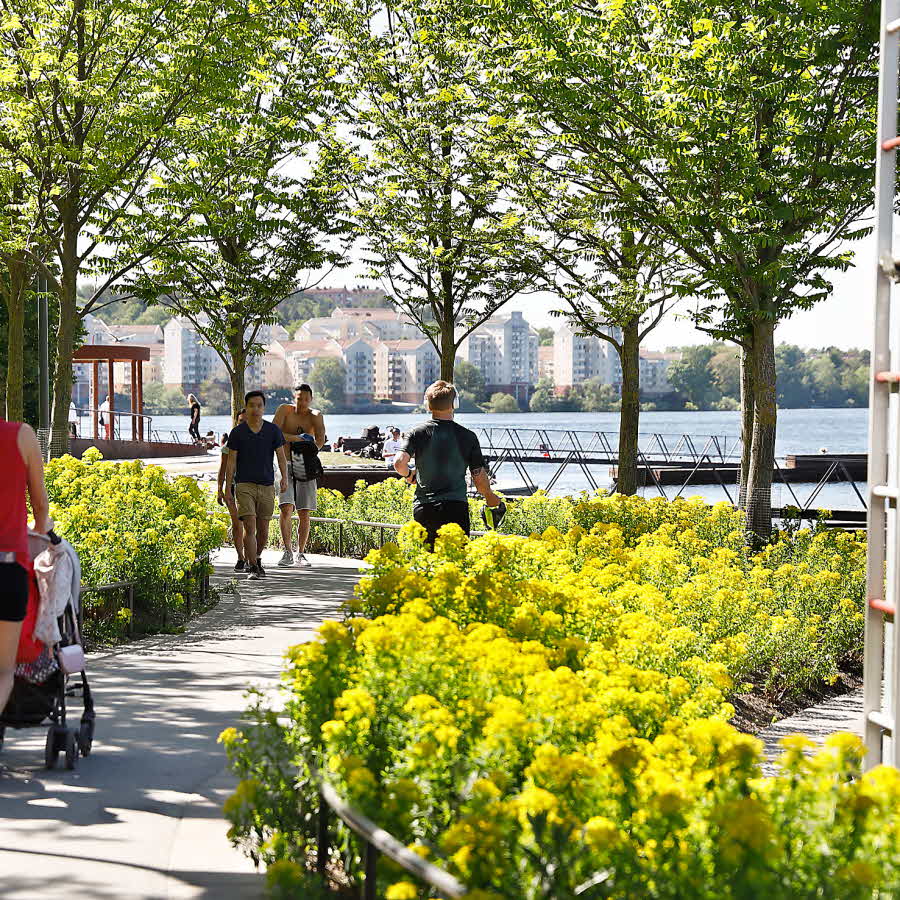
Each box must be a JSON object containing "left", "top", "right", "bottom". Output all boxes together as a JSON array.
[
  {"left": 0, "top": 548, "right": 362, "bottom": 899},
  {"left": 757, "top": 689, "right": 864, "bottom": 774}
]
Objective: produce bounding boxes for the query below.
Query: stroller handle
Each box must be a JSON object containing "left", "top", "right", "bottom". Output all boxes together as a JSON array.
[{"left": 26, "top": 528, "right": 62, "bottom": 561}]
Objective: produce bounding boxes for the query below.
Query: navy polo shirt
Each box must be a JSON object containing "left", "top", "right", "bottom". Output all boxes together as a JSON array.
[{"left": 226, "top": 421, "right": 285, "bottom": 485}]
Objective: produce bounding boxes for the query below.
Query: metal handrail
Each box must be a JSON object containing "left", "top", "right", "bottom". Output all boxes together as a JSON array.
[
  {"left": 80, "top": 579, "right": 137, "bottom": 637},
  {"left": 312, "top": 768, "right": 467, "bottom": 899},
  {"left": 72, "top": 405, "right": 154, "bottom": 442}
]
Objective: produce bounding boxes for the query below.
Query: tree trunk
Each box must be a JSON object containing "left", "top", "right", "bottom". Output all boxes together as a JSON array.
[
  {"left": 440, "top": 326, "right": 455, "bottom": 383},
  {"left": 743, "top": 319, "right": 777, "bottom": 544},
  {"left": 738, "top": 345, "right": 754, "bottom": 510},
  {"left": 616, "top": 317, "right": 641, "bottom": 495},
  {"left": 438, "top": 127, "right": 455, "bottom": 385},
  {"left": 229, "top": 367, "right": 246, "bottom": 423},
  {"left": 5, "top": 253, "right": 28, "bottom": 423},
  {"left": 50, "top": 225, "right": 80, "bottom": 458},
  {"left": 226, "top": 329, "right": 246, "bottom": 423}
]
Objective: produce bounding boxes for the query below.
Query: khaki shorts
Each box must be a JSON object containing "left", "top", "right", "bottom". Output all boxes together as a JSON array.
[{"left": 235, "top": 482, "right": 276, "bottom": 520}]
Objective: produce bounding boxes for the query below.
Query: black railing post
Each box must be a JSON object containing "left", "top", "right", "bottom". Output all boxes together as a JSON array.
[
  {"left": 364, "top": 841, "right": 379, "bottom": 900},
  {"left": 338, "top": 521, "right": 344, "bottom": 558},
  {"left": 317, "top": 791, "right": 329, "bottom": 875}
]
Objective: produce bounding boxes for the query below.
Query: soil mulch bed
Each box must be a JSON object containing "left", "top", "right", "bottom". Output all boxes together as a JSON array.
[{"left": 730, "top": 669, "right": 863, "bottom": 735}]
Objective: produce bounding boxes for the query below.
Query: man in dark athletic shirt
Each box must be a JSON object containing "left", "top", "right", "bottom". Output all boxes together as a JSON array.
[{"left": 393, "top": 380, "right": 501, "bottom": 546}]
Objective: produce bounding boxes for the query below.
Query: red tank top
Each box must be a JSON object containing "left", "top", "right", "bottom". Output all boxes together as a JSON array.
[{"left": 0, "top": 421, "right": 28, "bottom": 556}]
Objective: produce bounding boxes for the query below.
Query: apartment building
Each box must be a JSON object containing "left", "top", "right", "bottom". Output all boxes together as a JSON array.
[
  {"left": 341, "top": 338, "right": 376, "bottom": 404},
  {"left": 332, "top": 307, "right": 423, "bottom": 341},
  {"left": 163, "top": 317, "right": 227, "bottom": 392},
  {"left": 639, "top": 351, "right": 681, "bottom": 396},
  {"left": 553, "top": 322, "right": 626, "bottom": 390},
  {"left": 266, "top": 339, "right": 344, "bottom": 388},
  {"left": 374, "top": 339, "right": 440, "bottom": 404},
  {"left": 459, "top": 311, "right": 539, "bottom": 405},
  {"left": 288, "top": 285, "right": 388, "bottom": 309},
  {"left": 538, "top": 345, "right": 555, "bottom": 382},
  {"left": 553, "top": 321, "right": 604, "bottom": 390}
]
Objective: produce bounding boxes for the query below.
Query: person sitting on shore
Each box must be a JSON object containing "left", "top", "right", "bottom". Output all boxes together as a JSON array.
[{"left": 382, "top": 427, "right": 403, "bottom": 466}]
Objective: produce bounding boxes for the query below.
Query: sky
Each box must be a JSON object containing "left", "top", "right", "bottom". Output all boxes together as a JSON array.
[{"left": 335, "top": 230, "right": 876, "bottom": 353}]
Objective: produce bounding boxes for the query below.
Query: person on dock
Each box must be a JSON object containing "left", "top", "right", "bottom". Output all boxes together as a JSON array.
[
  {"left": 187, "top": 394, "right": 202, "bottom": 444},
  {"left": 381, "top": 426, "right": 403, "bottom": 466},
  {"left": 393, "top": 380, "right": 501, "bottom": 546},
  {"left": 217, "top": 409, "right": 247, "bottom": 573},
  {"left": 224, "top": 392, "right": 288, "bottom": 580},
  {"left": 99, "top": 395, "right": 112, "bottom": 440},
  {"left": 0, "top": 420, "right": 53, "bottom": 712},
  {"left": 273, "top": 384, "right": 325, "bottom": 568}
]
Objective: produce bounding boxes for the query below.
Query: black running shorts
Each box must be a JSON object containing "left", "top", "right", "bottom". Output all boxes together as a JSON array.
[
  {"left": 413, "top": 501, "right": 471, "bottom": 548},
  {"left": 0, "top": 562, "right": 28, "bottom": 622}
]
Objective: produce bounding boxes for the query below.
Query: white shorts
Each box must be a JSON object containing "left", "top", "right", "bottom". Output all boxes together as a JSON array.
[{"left": 279, "top": 459, "right": 317, "bottom": 511}]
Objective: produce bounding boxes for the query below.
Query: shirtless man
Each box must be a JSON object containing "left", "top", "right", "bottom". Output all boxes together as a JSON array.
[{"left": 273, "top": 383, "right": 326, "bottom": 567}]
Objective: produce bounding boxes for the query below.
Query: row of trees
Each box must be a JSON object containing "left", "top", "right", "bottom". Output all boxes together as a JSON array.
[
  {"left": 669, "top": 345, "right": 871, "bottom": 411},
  {"left": 0, "top": 0, "right": 878, "bottom": 540}
]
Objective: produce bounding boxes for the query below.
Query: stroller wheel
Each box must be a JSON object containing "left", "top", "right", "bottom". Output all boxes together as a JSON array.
[
  {"left": 45, "top": 727, "right": 61, "bottom": 769},
  {"left": 64, "top": 730, "right": 78, "bottom": 770},
  {"left": 78, "top": 720, "right": 94, "bottom": 757}
]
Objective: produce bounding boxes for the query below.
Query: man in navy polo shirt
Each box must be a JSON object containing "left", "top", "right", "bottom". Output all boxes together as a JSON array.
[{"left": 224, "top": 390, "right": 288, "bottom": 579}]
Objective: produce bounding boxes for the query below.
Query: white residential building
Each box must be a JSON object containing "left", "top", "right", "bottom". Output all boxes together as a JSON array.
[
  {"left": 553, "top": 322, "right": 625, "bottom": 390},
  {"left": 553, "top": 322, "right": 604, "bottom": 390},
  {"left": 163, "top": 317, "right": 227, "bottom": 391},
  {"left": 332, "top": 307, "right": 423, "bottom": 341},
  {"left": 458, "top": 311, "right": 539, "bottom": 406},
  {"left": 265, "top": 339, "right": 344, "bottom": 389},
  {"left": 538, "top": 345, "right": 555, "bottom": 383},
  {"left": 639, "top": 351, "right": 681, "bottom": 396},
  {"left": 374, "top": 339, "right": 440, "bottom": 403},
  {"left": 341, "top": 338, "right": 376, "bottom": 403}
]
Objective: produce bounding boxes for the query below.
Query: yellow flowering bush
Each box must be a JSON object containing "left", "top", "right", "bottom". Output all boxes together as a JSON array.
[
  {"left": 45, "top": 450, "right": 227, "bottom": 639},
  {"left": 223, "top": 496, "right": 886, "bottom": 898}
]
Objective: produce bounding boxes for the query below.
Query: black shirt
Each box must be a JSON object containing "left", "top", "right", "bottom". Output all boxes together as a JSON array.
[
  {"left": 190, "top": 402, "right": 201, "bottom": 424},
  {"left": 226, "top": 421, "right": 285, "bottom": 485},
  {"left": 400, "top": 419, "right": 486, "bottom": 508}
]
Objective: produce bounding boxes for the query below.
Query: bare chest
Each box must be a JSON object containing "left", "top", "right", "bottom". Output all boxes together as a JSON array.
[{"left": 282, "top": 410, "right": 316, "bottom": 436}]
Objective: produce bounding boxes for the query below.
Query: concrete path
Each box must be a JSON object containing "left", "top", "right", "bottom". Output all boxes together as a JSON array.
[
  {"left": 0, "top": 548, "right": 362, "bottom": 899},
  {"left": 757, "top": 689, "right": 864, "bottom": 774}
]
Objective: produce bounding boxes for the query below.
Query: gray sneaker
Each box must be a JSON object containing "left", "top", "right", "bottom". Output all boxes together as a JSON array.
[
  {"left": 297, "top": 553, "right": 311, "bottom": 568},
  {"left": 247, "top": 564, "right": 260, "bottom": 580},
  {"left": 277, "top": 550, "right": 294, "bottom": 567}
]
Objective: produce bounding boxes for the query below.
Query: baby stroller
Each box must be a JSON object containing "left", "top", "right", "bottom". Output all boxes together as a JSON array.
[{"left": 0, "top": 530, "right": 95, "bottom": 770}]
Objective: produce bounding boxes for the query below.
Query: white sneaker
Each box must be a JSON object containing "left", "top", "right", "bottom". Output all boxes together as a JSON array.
[
  {"left": 297, "top": 553, "right": 311, "bottom": 568},
  {"left": 277, "top": 550, "right": 294, "bottom": 567}
]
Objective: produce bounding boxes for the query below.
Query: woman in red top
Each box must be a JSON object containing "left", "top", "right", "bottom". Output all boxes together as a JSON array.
[{"left": 0, "top": 421, "right": 52, "bottom": 711}]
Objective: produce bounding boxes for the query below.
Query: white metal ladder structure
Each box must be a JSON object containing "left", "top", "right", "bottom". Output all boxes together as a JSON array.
[{"left": 865, "top": 0, "right": 900, "bottom": 769}]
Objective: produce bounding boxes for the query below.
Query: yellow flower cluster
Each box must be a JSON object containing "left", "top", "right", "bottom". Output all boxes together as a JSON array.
[
  {"left": 223, "top": 494, "right": 891, "bottom": 898},
  {"left": 44, "top": 452, "right": 227, "bottom": 638}
]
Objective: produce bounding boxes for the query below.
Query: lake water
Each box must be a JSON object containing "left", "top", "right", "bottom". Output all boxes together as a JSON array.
[
  {"left": 125, "top": 407, "right": 868, "bottom": 509},
  {"left": 145, "top": 407, "right": 869, "bottom": 456}
]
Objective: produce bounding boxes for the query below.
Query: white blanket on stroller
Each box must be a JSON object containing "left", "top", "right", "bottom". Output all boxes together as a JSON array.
[{"left": 33, "top": 540, "right": 81, "bottom": 647}]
